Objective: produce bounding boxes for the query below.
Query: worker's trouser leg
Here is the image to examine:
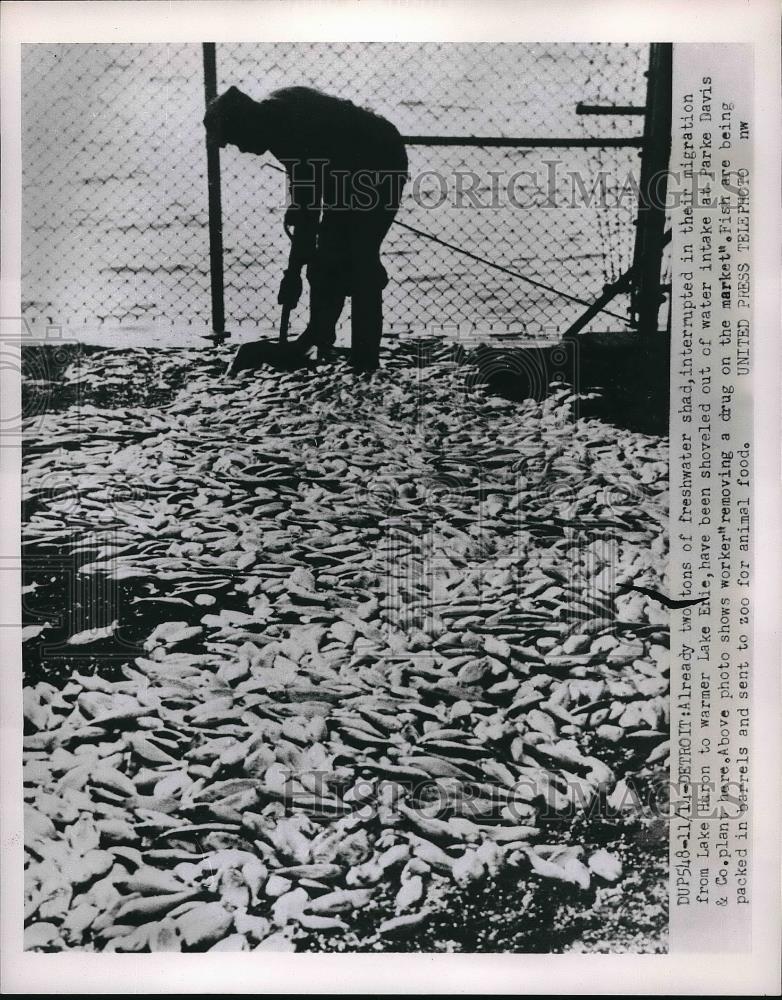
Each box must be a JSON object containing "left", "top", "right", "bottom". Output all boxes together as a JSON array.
[
  {"left": 345, "top": 203, "right": 396, "bottom": 371},
  {"left": 350, "top": 286, "right": 383, "bottom": 371},
  {"left": 297, "top": 186, "right": 402, "bottom": 367},
  {"left": 293, "top": 284, "right": 345, "bottom": 357}
]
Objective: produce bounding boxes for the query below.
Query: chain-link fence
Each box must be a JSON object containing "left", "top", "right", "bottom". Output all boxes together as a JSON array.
[
  {"left": 23, "top": 44, "right": 210, "bottom": 327},
  {"left": 22, "top": 42, "right": 650, "bottom": 338}
]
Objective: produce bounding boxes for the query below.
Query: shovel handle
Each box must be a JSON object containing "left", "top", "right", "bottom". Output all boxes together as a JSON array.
[{"left": 279, "top": 303, "right": 292, "bottom": 344}]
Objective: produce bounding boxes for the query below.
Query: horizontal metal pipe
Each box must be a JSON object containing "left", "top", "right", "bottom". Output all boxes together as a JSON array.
[
  {"left": 400, "top": 135, "right": 643, "bottom": 148},
  {"left": 575, "top": 103, "right": 646, "bottom": 115}
]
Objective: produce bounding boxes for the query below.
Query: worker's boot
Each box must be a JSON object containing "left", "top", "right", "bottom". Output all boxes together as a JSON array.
[
  {"left": 292, "top": 286, "right": 344, "bottom": 360},
  {"left": 350, "top": 287, "right": 383, "bottom": 371}
]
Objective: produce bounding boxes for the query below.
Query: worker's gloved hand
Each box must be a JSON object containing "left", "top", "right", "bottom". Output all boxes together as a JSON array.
[{"left": 277, "top": 267, "right": 303, "bottom": 308}]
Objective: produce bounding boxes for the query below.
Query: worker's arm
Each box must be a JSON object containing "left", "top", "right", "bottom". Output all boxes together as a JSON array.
[
  {"left": 283, "top": 157, "right": 325, "bottom": 260},
  {"left": 277, "top": 159, "right": 324, "bottom": 309}
]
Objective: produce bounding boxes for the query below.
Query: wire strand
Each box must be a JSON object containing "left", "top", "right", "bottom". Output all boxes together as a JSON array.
[{"left": 392, "top": 220, "right": 630, "bottom": 322}]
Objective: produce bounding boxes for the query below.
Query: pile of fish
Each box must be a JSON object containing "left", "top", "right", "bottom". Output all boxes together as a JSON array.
[{"left": 22, "top": 340, "right": 669, "bottom": 951}]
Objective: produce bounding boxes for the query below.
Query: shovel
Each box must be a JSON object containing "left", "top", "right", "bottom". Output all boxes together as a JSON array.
[{"left": 226, "top": 220, "right": 308, "bottom": 376}]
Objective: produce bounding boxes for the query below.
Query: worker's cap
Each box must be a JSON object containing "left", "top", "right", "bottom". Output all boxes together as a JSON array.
[{"left": 203, "top": 86, "right": 256, "bottom": 147}]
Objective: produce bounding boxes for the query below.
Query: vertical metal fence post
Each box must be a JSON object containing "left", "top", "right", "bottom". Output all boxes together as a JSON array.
[
  {"left": 203, "top": 42, "right": 226, "bottom": 340},
  {"left": 631, "top": 43, "right": 673, "bottom": 336}
]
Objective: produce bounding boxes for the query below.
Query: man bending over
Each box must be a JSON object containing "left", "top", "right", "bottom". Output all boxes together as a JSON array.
[{"left": 204, "top": 85, "right": 408, "bottom": 370}]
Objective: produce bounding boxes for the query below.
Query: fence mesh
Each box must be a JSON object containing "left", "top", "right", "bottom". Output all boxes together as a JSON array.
[
  {"left": 23, "top": 44, "right": 210, "bottom": 327},
  {"left": 22, "top": 42, "right": 650, "bottom": 338}
]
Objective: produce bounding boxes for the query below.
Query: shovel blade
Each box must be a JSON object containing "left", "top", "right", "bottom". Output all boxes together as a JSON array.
[{"left": 226, "top": 340, "right": 312, "bottom": 377}]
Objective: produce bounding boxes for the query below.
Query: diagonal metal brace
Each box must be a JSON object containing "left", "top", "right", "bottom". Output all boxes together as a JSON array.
[{"left": 562, "top": 229, "right": 671, "bottom": 339}]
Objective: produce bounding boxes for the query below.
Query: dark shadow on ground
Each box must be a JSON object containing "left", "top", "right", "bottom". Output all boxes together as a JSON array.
[
  {"left": 467, "top": 333, "right": 670, "bottom": 437},
  {"left": 303, "top": 766, "right": 669, "bottom": 954},
  {"left": 21, "top": 342, "right": 205, "bottom": 415}
]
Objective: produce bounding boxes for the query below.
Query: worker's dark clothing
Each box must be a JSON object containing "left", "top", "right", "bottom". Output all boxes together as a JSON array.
[{"left": 205, "top": 85, "right": 407, "bottom": 368}]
